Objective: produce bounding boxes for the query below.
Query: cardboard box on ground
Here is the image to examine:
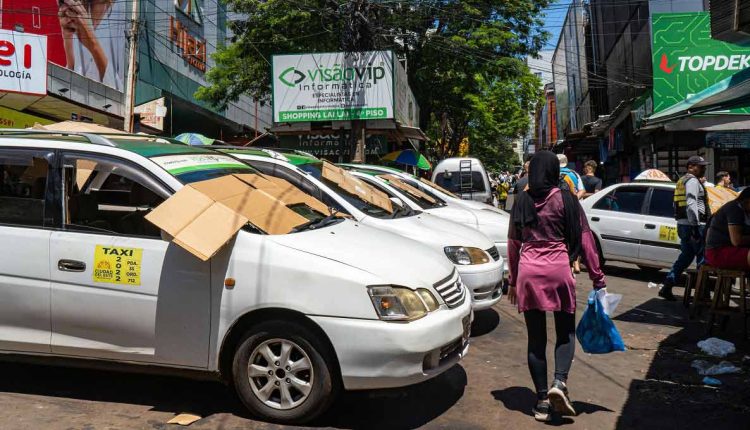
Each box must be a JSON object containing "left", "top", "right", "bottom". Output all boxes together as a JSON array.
[
  {"left": 145, "top": 173, "right": 335, "bottom": 261},
  {"left": 321, "top": 161, "right": 394, "bottom": 213}
]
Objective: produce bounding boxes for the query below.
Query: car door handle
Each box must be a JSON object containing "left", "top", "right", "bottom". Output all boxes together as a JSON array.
[
  {"left": 58, "top": 259, "right": 86, "bottom": 272},
  {"left": 591, "top": 217, "right": 600, "bottom": 222},
  {"left": 644, "top": 224, "right": 656, "bottom": 230}
]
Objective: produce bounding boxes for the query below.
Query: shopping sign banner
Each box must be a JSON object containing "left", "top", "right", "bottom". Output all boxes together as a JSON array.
[
  {"left": 652, "top": 12, "right": 750, "bottom": 114},
  {"left": 272, "top": 51, "right": 394, "bottom": 123},
  {"left": 0, "top": 30, "right": 46, "bottom": 95}
]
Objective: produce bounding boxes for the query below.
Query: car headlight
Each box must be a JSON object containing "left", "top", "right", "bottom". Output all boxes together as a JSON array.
[
  {"left": 444, "top": 246, "right": 491, "bottom": 265},
  {"left": 367, "top": 286, "right": 438, "bottom": 321}
]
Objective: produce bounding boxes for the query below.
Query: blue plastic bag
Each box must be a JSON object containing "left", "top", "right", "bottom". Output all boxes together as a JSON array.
[{"left": 576, "top": 290, "right": 626, "bottom": 354}]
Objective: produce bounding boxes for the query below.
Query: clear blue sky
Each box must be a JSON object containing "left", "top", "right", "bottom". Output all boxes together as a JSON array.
[{"left": 542, "top": 0, "right": 572, "bottom": 51}]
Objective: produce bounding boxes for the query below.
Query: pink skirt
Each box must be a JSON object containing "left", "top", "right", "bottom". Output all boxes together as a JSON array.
[{"left": 516, "top": 241, "right": 576, "bottom": 314}]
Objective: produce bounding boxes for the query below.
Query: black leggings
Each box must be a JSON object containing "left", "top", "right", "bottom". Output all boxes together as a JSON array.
[{"left": 523, "top": 310, "right": 576, "bottom": 400}]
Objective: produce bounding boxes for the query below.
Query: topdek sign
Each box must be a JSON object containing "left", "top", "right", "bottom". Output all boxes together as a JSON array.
[
  {"left": 652, "top": 12, "right": 750, "bottom": 114},
  {"left": 0, "top": 30, "right": 47, "bottom": 96},
  {"left": 272, "top": 51, "right": 394, "bottom": 123}
]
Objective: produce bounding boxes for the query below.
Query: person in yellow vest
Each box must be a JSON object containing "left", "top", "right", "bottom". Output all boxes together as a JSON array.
[
  {"left": 649, "top": 156, "right": 710, "bottom": 301},
  {"left": 498, "top": 179, "right": 510, "bottom": 210}
]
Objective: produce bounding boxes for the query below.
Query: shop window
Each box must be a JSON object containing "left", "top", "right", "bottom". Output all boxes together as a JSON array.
[
  {"left": 0, "top": 150, "right": 50, "bottom": 227},
  {"left": 62, "top": 155, "right": 169, "bottom": 238}
]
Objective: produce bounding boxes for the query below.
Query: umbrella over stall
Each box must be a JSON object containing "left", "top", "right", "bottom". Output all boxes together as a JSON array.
[
  {"left": 175, "top": 133, "right": 224, "bottom": 146},
  {"left": 380, "top": 149, "right": 432, "bottom": 170}
]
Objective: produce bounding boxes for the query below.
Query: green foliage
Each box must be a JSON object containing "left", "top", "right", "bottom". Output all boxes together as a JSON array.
[{"left": 197, "top": 0, "right": 550, "bottom": 166}]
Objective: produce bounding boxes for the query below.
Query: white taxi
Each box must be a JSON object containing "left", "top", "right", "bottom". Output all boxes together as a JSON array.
[
  {"left": 0, "top": 130, "right": 471, "bottom": 424},
  {"left": 580, "top": 181, "right": 680, "bottom": 272}
]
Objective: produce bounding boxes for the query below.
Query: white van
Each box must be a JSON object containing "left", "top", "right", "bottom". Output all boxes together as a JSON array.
[
  {"left": 431, "top": 158, "right": 493, "bottom": 204},
  {"left": 0, "top": 131, "right": 471, "bottom": 424},
  {"left": 220, "top": 149, "right": 505, "bottom": 311}
]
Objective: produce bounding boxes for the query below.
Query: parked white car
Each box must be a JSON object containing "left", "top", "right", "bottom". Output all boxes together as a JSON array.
[
  {"left": 580, "top": 181, "right": 680, "bottom": 272},
  {"left": 340, "top": 164, "right": 510, "bottom": 264},
  {"left": 221, "top": 150, "right": 504, "bottom": 311},
  {"left": 431, "top": 157, "right": 493, "bottom": 204},
  {"left": 0, "top": 131, "right": 472, "bottom": 424}
]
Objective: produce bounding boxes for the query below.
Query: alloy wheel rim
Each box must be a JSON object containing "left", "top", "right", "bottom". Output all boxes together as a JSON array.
[{"left": 247, "top": 338, "right": 314, "bottom": 410}]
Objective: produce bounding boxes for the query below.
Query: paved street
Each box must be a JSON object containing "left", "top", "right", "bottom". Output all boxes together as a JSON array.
[{"left": 0, "top": 263, "right": 748, "bottom": 430}]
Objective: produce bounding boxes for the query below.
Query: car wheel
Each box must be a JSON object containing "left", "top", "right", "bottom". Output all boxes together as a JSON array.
[
  {"left": 232, "top": 320, "right": 337, "bottom": 424},
  {"left": 637, "top": 265, "right": 662, "bottom": 276},
  {"left": 594, "top": 236, "right": 606, "bottom": 267}
]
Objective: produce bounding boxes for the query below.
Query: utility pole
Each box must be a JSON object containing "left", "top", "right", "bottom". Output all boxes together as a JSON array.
[
  {"left": 341, "top": 0, "right": 375, "bottom": 163},
  {"left": 123, "top": 0, "right": 139, "bottom": 133}
]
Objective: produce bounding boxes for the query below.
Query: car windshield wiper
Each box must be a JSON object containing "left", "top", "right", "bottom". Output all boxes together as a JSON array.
[{"left": 292, "top": 212, "right": 343, "bottom": 232}]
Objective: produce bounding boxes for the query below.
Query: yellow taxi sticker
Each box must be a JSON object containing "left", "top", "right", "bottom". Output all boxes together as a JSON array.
[
  {"left": 659, "top": 225, "right": 679, "bottom": 243},
  {"left": 93, "top": 245, "right": 142, "bottom": 285}
]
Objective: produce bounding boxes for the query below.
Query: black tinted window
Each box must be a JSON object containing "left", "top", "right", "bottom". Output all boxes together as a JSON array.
[
  {"left": 434, "top": 171, "right": 487, "bottom": 193},
  {"left": 0, "top": 150, "right": 50, "bottom": 227},
  {"left": 593, "top": 187, "right": 647, "bottom": 214},
  {"left": 648, "top": 188, "right": 674, "bottom": 218}
]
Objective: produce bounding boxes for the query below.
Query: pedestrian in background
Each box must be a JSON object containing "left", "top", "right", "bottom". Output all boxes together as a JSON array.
[
  {"left": 514, "top": 161, "right": 530, "bottom": 194},
  {"left": 715, "top": 171, "right": 735, "bottom": 190},
  {"left": 581, "top": 160, "right": 603, "bottom": 199},
  {"left": 508, "top": 150, "right": 606, "bottom": 422},
  {"left": 650, "top": 155, "right": 710, "bottom": 301},
  {"left": 557, "top": 154, "right": 585, "bottom": 199}
]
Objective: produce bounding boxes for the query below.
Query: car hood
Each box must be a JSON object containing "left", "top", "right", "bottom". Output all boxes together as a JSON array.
[
  {"left": 451, "top": 197, "right": 506, "bottom": 214},
  {"left": 268, "top": 219, "right": 454, "bottom": 288},
  {"left": 370, "top": 212, "right": 495, "bottom": 251},
  {"left": 473, "top": 208, "right": 510, "bottom": 243},
  {"left": 424, "top": 205, "right": 479, "bottom": 228}
]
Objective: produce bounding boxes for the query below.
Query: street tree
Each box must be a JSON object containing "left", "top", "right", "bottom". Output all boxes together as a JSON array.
[{"left": 196, "top": 0, "right": 549, "bottom": 164}]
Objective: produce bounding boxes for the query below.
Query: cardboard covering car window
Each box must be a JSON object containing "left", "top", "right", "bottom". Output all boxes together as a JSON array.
[
  {"left": 145, "top": 173, "right": 332, "bottom": 261},
  {"left": 419, "top": 177, "right": 458, "bottom": 197},
  {"left": 321, "top": 161, "right": 393, "bottom": 213},
  {"left": 380, "top": 174, "right": 437, "bottom": 204}
]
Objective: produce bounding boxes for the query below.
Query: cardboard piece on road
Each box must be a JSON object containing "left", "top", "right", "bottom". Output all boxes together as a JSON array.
[
  {"left": 167, "top": 413, "right": 202, "bottom": 426},
  {"left": 321, "top": 161, "right": 393, "bottom": 213},
  {"left": 706, "top": 186, "right": 738, "bottom": 215},
  {"left": 380, "top": 174, "right": 437, "bottom": 204},
  {"left": 145, "top": 174, "right": 329, "bottom": 261}
]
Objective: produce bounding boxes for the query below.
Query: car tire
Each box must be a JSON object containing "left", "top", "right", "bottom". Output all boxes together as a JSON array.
[
  {"left": 231, "top": 320, "right": 337, "bottom": 424},
  {"left": 637, "top": 265, "right": 662, "bottom": 276},
  {"left": 594, "top": 236, "right": 606, "bottom": 267}
]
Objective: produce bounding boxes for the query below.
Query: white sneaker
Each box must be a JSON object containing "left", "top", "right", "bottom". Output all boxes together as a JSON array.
[{"left": 648, "top": 282, "right": 663, "bottom": 289}]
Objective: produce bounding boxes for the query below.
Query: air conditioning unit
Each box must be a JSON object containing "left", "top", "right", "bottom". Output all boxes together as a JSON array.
[{"left": 711, "top": 0, "right": 750, "bottom": 43}]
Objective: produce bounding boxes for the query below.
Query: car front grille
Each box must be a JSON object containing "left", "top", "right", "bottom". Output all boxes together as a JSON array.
[
  {"left": 486, "top": 246, "right": 500, "bottom": 261},
  {"left": 433, "top": 270, "right": 465, "bottom": 308}
]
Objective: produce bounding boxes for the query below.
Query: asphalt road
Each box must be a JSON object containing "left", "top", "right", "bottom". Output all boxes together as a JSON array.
[{"left": 0, "top": 263, "right": 748, "bottom": 430}]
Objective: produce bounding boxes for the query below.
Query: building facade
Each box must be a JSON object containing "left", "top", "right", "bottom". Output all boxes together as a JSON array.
[{"left": 0, "top": 0, "right": 271, "bottom": 138}]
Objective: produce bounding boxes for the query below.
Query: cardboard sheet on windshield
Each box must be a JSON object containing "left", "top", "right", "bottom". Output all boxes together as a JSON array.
[
  {"left": 321, "top": 161, "right": 393, "bottom": 213},
  {"left": 145, "top": 174, "right": 331, "bottom": 261},
  {"left": 381, "top": 174, "right": 437, "bottom": 204}
]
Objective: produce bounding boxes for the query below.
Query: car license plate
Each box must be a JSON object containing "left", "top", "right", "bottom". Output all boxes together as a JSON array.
[{"left": 659, "top": 225, "right": 678, "bottom": 243}]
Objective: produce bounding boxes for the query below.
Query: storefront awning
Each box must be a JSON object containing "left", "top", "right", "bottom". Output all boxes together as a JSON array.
[{"left": 644, "top": 67, "right": 750, "bottom": 126}]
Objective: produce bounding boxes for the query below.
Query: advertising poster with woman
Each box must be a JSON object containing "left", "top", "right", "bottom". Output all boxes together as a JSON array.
[{"left": 1, "top": 0, "right": 127, "bottom": 91}]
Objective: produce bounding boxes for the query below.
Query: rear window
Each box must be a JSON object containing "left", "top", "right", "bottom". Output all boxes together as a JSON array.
[
  {"left": 434, "top": 171, "right": 487, "bottom": 193},
  {"left": 150, "top": 153, "right": 255, "bottom": 183}
]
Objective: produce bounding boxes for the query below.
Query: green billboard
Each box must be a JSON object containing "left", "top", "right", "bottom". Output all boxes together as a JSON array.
[{"left": 652, "top": 12, "right": 750, "bottom": 114}]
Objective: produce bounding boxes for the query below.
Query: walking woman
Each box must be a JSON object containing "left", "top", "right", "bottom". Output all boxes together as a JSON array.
[{"left": 507, "top": 151, "right": 606, "bottom": 422}]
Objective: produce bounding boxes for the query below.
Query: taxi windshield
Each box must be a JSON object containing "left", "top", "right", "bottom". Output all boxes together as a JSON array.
[
  {"left": 150, "top": 153, "right": 257, "bottom": 184},
  {"left": 297, "top": 162, "right": 414, "bottom": 219}
]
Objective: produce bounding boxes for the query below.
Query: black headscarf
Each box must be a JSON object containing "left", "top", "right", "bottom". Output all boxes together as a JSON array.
[{"left": 510, "top": 151, "right": 583, "bottom": 263}]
